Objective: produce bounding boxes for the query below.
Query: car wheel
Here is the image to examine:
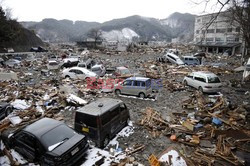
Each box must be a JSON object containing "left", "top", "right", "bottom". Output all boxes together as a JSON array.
[
  {"left": 5, "top": 107, "right": 12, "bottom": 117},
  {"left": 65, "top": 75, "right": 70, "bottom": 79},
  {"left": 139, "top": 92, "right": 145, "bottom": 99},
  {"left": 183, "top": 80, "right": 188, "bottom": 86},
  {"left": 198, "top": 86, "right": 203, "bottom": 93},
  {"left": 115, "top": 89, "right": 121, "bottom": 96},
  {"left": 102, "top": 136, "right": 110, "bottom": 148}
]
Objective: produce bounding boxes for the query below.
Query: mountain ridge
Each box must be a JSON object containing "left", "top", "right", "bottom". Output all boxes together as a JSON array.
[{"left": 21, "top": 12, "right": 196, "bottom": 43}]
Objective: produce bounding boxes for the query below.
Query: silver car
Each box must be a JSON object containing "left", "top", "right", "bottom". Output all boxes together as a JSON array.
[
  {"left": 114, "top": 77, "right": 152, "bottom": 98},
  {"left": 163, "top": 53, "right": 184, "bottom": 65},
  {"left": 4, "top": 59, "right": 21, "bottom": 67},
  {"left": 183, "top": 71, "right": 222, "bottom": 93}
]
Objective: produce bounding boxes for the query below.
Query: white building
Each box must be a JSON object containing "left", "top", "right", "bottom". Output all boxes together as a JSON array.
[{"left": 194, "top": 12, "right": 242, "bottom": 55}]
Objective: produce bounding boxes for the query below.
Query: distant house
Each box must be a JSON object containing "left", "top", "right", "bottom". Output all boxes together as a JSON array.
[{"left": 194, "top": 11, "right": 242, "bottom": 55}]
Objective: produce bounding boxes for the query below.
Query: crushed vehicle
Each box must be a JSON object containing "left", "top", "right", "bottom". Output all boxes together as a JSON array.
[
  {"left": 0, "top": 102, "right": 13, "bottom": 120},
  {"left": 114, "top": 77, "right": 153, "bottom": 98},
  {"left": 62, "top": 66, "right": 97, "bottom": 80},
  {"left": 182, "top": 56, "right": 200, "bottom": 65},
  {"left": 78, "top": 59, "right": 106, "bottom": 77},
  {"left": 30, "top": 46, "right": 48, "bottom": 52},
  {"left": 4, "top": 59, "right": 21, "bottom": 67},
  {"left": 47, "top": 60, "right": 60, "bottom": 70},
  {"left": 113, "top": 66, "right": 132, "bottom": 78},
  {"left": 61, "top": 57, "right": 79, "bottom": 68},
  {"left": 163, "top": 53, "right": 184, "bottom": 65},
  {"left": 2, "top": 118, "right": 89, "bottom": 166},
  {"left": 74, "top": 98, "right": 130, "bottom": 148},
  {"left": 183, "top": 71, "right": 222, "bottom": 93}
]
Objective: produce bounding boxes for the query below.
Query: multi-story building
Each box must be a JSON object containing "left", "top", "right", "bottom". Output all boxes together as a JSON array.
[{"left": 194, "top": 12, "right": 242, "bottom": 55}]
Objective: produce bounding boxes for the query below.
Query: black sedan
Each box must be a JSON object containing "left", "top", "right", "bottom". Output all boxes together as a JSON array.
[{"left": 3, "top": 118, "right": 89, "bottom": 165}]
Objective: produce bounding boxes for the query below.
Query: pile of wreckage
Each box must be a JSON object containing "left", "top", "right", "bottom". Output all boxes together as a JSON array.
[{"left": 139, "top": 91, "right": 250, "bottom": 165}]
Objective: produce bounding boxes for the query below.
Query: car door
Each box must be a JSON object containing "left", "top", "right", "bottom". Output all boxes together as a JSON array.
[
  {"left": 14, "top": 131, "right": 36, "bottom": 161},
  {"left": 68, "top": 69, "right": 78, "bottom": 79},
  {"left": 186, "top": 73, "right": 195, "bottom": 86},
  {"left": 119, "top": 103, "right": 129, "bottom": 127},
  {"left": 120, "top": 80, "right": 132, "bottom": 95},
  {"left": 75, "top": 69, "right": 86, "bottom": 79},
  {"left": 193, "top": 75, "right": 206, "bottom": 89},
  {"left": 109, "top": 106, "right": 121, "bottom": 136}
]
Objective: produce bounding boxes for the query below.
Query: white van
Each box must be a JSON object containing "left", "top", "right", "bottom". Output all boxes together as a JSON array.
[
  {"left": 182, "top": 56, "right": 200, "bottom": 65},
  {"left": 164, "top": 53, "right": 184, "bottom": 65},
  {"left": 183, "top": 71, "right": 222, "bottom": 93}
]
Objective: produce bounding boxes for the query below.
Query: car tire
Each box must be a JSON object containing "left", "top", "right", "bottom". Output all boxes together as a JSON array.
[
  {"left": 183, "top": 80, "right": 188, "bottom": 86},
  {"left": 139, "top": 92, "right": 145, "bottom": 99},
  {"left": 5, "top": 107, "right": 12, "bottom": 117},
  {"left": 115, "top": 89, "right": 121, "bottom": 96},
  {"left": 198, "top": 86, "right": 203, "bottom": 93},
  {"left": 102, "top": 136, "right": 110, "bottom": 148},
  {"left": 65, "top": 75, "right": 70, "bottom": 79}
]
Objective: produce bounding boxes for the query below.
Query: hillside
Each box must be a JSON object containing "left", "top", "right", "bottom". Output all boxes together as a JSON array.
[
  {"left": 160, "top": 12, "right": 196, "bottom": 42},
  {"left": 21, "top": 12, "right": 196, "bottom": 43},
  {"left": 22, "top": 19, "right": 101, "bottom": 42},
  {"left": 0, "top": 7, "right": 44, "bottom": 52}
]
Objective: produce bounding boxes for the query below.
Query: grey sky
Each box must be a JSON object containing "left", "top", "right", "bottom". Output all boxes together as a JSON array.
[{"left": 2, "top": 0, "right": 222, "bottom": 22}]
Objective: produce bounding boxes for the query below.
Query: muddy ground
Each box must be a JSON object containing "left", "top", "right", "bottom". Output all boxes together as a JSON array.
[{"left": 61, "top": 53, "right": 250, "bottom": 165}]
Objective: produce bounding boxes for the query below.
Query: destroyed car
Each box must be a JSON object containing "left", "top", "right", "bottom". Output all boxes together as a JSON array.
[
  {"left": 183, "top": 71, "right": 222, "bottom": 93},
  {"left": 182, "top": 56, "right": 200, "bottom": 65},
  {"left": 4, "top": 59, "right": 21, "bottom": 67},
  {"left": 78, "top": 60, "right": 106, "bottom": 77},
  {"left": 62, "top": 66, "right": 97, "bottom": 80},
  {"left": 30, "top": 46, "right": 48, "bottom": 52},
  {"left": 0, "top": 102, "right": 13, "bottom": 120},
  {"left": 47, "top": 60, "right": 60, "bottom": 70},
  {"left": 74, "top": 98, "right": 130, "bottom": 148},
  {"left": 2, "top": 118, "right": 89, "bottom": 165},
  {"left": 164, "top": 53, "right": 184, "bottom": 65},
  {"left": 114, "top": 66, "right": 132, "bottom": 78},
  {"left": 114, "top": 77, "right": 153, "bottom": 98},
  {"left": 61, "top": 57, "right": 79, "bottom": 68}
]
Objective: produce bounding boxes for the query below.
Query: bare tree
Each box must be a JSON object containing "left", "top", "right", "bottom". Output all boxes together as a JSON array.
[{"left": 87, "top": 28, "right": 103, "bottom": 48}]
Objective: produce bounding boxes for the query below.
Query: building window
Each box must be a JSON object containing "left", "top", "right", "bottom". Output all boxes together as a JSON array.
[
  {"left": 235, "top": 38, "right": 239, "bottom": 42},
  {"left": 206, "top": 38, "right": 214, "bottom": 42},
  {"left": 197, "top": 19, "right": 201, "bottom": 23},
  {"left": 207, "top": 29, "right": 215, "bottom": 33},
  {"left": 196, "top": 30, "right": 200, "bottom": 34},
  {"left": 216, "top": 29, "right": 226, "bottom": 33},
  {"left": 235, "top": 27, "right": 240, "bottom": 32},
  {"left": 226, "top": 37, "right": 235, "bottom": 42},
  {"left": 215, "top": 38, "right": 224, "bottom": 42},
  {"left": 227, "top": 28, "right": 232, "bottom": 32}
]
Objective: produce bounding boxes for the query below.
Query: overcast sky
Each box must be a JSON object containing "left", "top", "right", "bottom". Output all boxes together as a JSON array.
[{"left": 2, "top": 0, "right": 222, "bottom": 22}]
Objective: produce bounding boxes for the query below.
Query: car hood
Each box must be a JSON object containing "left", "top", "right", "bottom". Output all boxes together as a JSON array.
[{"left": 50, "top": 134, "right": 85, "bottom": 156}]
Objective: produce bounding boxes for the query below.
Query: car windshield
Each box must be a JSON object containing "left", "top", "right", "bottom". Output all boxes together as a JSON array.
[
  {"left": 207, "top": 76, "right": 221, "bottom": 83},
  {"left": 120, "top": 69, "right": 131, "bottom": 74},
  {"left": 41, "top": 124, "right": 75, "bottom": 151}
]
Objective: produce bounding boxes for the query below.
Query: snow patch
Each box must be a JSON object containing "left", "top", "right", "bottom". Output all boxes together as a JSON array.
[{"left": 102, "top": 28, "right": 139, "bottom": 42}]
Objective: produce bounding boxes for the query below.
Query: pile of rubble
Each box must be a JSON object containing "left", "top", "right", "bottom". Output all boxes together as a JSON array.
[{"left": 138, "top": 91, "right": 250, "bottom": 165}]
